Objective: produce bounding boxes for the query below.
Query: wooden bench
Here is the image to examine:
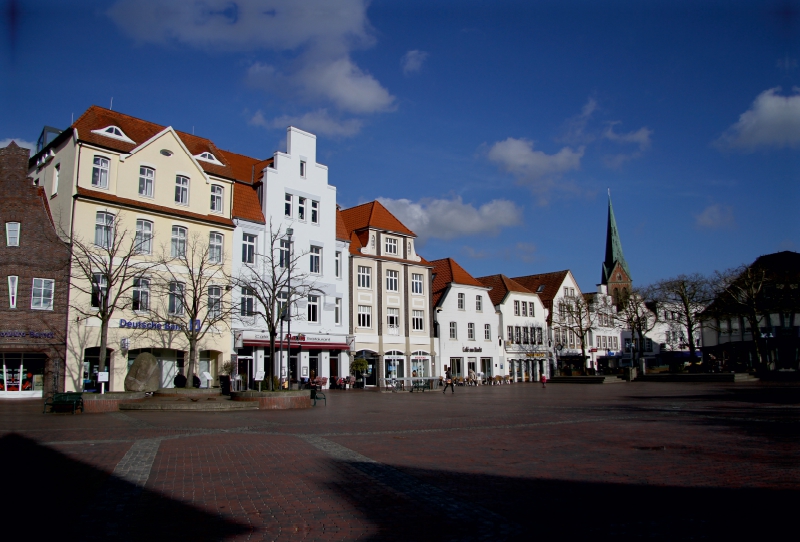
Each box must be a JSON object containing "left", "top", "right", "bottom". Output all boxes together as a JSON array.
[
  {"left": 411, "top": 379, "right": 427, "bottom": 392},
  {"left": 43, "top": 392, "right": 84, "bottom": 414}
]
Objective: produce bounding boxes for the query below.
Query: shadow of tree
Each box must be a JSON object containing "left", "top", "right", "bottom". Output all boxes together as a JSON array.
[{"left": 0, "top": 433, "right": 250, "bottom": 541}]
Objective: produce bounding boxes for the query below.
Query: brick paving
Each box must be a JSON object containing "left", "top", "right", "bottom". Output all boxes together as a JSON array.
[{"left": 1, "top": 381, "right": 798, "bottom": 541}]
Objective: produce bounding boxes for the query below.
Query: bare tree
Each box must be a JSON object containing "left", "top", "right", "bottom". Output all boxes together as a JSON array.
[
  {"left": 617, "top": 287, "right": 658, "bottom": 372},
  {"left": 151, "top": 232, "right": 232, "bottom": 388},
  {"left": 652, "top": 274, "right": 712, "bottom": 367},
  {"left": 65, "top": 211, "right": 157, "bottom": 379},
  {"left": 232, "top": 222, "right": 311, "bottom": 391},
  {"left": 552, "top": 294, "right": 596, "bottom": 372}
]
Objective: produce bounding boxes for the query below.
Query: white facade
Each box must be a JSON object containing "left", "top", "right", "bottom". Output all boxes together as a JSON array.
[
  {"left": 232, "top": 127, "right": 350, "bottom": 388},
  {"left": 584, "top": 284, "right": 623, "bottom": 371},
  {"left": 497, "top": 292, "right": 550, "bottom": 382}
]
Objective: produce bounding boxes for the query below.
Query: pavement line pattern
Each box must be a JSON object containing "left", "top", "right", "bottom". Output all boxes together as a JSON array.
[
  {"left": 112, "top": 437, "right": 163, "bottom": 486},
  {"left": 107, "top": 412, "right": 156, "bottom": 428},
  {"left": 299, "top": 434, "right": 520, "bottom": 541}
]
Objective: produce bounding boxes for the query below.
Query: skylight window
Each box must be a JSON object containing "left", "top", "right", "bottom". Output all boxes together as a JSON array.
[
  {"left": 195, "top": 151, "right": 222, "bottom": 165},
  {"left": 91, "top": 125, "right": 134, "bottom": 143},
  {"left": 537, "top": 285, "right": 545, "bottom": 292}
]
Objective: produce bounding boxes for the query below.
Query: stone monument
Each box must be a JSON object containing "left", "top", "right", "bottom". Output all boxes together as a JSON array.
[{"left": 124, "top": 352, "right": 160, "bottom": 392}]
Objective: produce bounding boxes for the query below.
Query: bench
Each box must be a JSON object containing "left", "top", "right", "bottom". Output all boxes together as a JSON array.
[
  {"left": 412, "top": 379, "right": 427, "bottom": 392},
  {"left": 310, "top": 388, "right": 326, "bottom": 406},
  {"left": 43, "top": 392, "right": 84, "bottom": 414}
]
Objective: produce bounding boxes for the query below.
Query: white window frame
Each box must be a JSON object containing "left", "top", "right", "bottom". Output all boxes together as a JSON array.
[
  {"left": 484, "top": 324, "right": 491, "bottom": 340},
  {"left": 335, "top": 298, "right": 342, "bottom": 325},
  {"left": 53, "top": 163, "right": 60, "bottom": 195},
  {"left": 467, "top": 322, "right": 475, "bottom": 340},
  {"left": 175, "top": 175, "right": 189, "bottom": 205},
  {"left": 335, "top": 251, "right": 341, "bottom": 279},
  {"left": 311, "top": 200, "right": 319, "bottom": 224},
  {"left": 411, "top": 273, "right": 424, "bottom": 295},
  {"left": 387, "top": 307, "right": 400, "bottom": 334},
  {"left": 309, "top": 246, "right": 321, "bottom": 274},
  {"left": 449, "top": 322, "right": 457, "bottom": 339},
  {"left": 384, "top": 237, "right": 398, "bottom": 256},
  {"left": 132, "top": 277, "right": 150, "bottom": 312},
  {"left": 210, "top": 185, "right": 224, "bottom": 213},
  {"left": 529, "top": 302, "right": 535, "bottom": 317},
  {"left": 284, "top": 193, "right": 292, "bottom": 217},
  {"left": 242, "top": 233, "right": 256, "bottom": 264},
  {"left": 209, "top": 232, "right": 223, "bottom": 263},
  {"left": 476, "top": 295, "right": 482, "bottom": 311},
  {"left": 207, "top": 285, "right": 222, "bottom": 318},
  {"left": 358, "top": 305, "right": 372, "bottom": 328},
  {"left": 457, "top": 293, "right": 465, "bottom": 310},
  {"left": 8, "top": 276, "right": 18, "bottom": 308},
  {"left": 5, "top": 222, "right": 20, "bottom": 247},
  {"left": 240, "top": 287, "right": 255, "bottom": 317},
  {"left": 386, "top": 269, "right": 399, "bottom": 292},
  {"left": 300, "top": 160, "right": 306, "bottom": 178},
  {"left": 169, "top": 282, "right": 185, "bottom": 315},
  {"left": 412, "top": 310, "right": 424, "bottom": 332},
  {"left": 92, "top": 156, "right": 109, "bottom": 189},
  {"left": 307, "top": 294, "right": 319, "bottom": 323},
  {"left": 279, "top": 239, "right": 291, "bottom": 269},
  {"left": 91, "top": 273, "right": 107, "bottom": 308},
  {"left": 514, "top": 300, "right": 520, "bottom": 316},
  {"left": 171, "top": 226, "right": 187, "bottom": 258},
  {"left": 139, "top": 166, "right": 155, "bottom": 197},
  {"left": 135, "top": 219, "right": 153, "bottom": 255},
  {"left": 357, "top": 266, "right": 371, "bottom": 289},
  {"left": 95, "top": 212, "right": 114, "bottom": 248},
  {"left": 31, "top": 278, "right": 54, "bottom": 310},
  {"left": 298, "top": 197, "right": 306, "bottom": 221}
]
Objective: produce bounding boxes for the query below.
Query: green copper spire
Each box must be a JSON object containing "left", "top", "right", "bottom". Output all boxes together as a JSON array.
[{"left": 602, "top": 190, "right": 631, "bottom": 284}]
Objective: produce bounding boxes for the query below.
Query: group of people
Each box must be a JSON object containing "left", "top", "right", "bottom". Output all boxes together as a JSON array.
[{"left": 441, "top": 365, "right": 546, "bottom": 394}]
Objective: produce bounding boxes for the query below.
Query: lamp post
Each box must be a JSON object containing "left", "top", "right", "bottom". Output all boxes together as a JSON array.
[{"left": 283, "top": 228, "right": 293, "bottom": 389}]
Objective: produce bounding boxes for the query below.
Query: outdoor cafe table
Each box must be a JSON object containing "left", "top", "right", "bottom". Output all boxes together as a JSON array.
[{"left": 379, "top": 377, "right": 439, "bottom": 390}]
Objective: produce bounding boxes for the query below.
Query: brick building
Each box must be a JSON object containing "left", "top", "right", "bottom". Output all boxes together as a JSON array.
[{"left": 0, "top": 142, "right": 70, "bottom": 398}]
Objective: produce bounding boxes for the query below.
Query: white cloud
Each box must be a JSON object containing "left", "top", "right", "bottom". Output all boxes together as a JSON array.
[
  {"left": 250, "top": 109, "right": 363, "bottom": 137},
  {"left": 603, "top": 122, "right": 652, "bottom": 150},
  {"left": 694, "top": 204, "right": 736, "bottom": 230},
  {"left": 715, "top": 87, "right": 800, "bottom": 151},
  {"left": 377, "top": 196, "right": 523, "bottom": 243},
  {"left": 559, "top": 98, "right": 597, "bottom": 144},
  {"left": 109, "top": 0, "right": 394, "bottom": 115},
  {"left": 0, "top": 138, "right": 36, "bottom": 151},
  {"left": 401, "top": 50, "right": 428, "bottom": 75}
]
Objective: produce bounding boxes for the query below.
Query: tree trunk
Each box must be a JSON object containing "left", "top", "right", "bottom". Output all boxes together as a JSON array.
[
  {"left": 99, "top": 318, "right": 109, "bottom": 388},
  {"left": 185, "top": 337, "right": 197, "bottom": 388},
  {"left": 268, "top": 333, "right": 276, "bottom": 391}
]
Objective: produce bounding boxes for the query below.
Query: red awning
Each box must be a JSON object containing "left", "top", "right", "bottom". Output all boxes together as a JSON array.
[{"left": 243, "top": 339, "right": 350, "bottom": 350}]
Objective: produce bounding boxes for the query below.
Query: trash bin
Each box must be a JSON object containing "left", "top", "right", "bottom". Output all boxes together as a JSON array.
[{"left": 219, "top": 375, "right": 231, "bottom": 395}]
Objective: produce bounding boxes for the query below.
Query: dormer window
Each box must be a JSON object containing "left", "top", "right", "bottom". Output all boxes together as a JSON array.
[
  {"left": 537, "top": 285, "right": 545, "bottom": 293},
  {"left": 195, "top": 151, "right": 223, "bottom": 165},
  {"left": 91, "top": 125, "right": 134, "bottom": 143}
]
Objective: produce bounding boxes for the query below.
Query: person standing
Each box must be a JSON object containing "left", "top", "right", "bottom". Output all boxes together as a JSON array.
[
  {"left": 443, "top": 366, "right": 455, "bottom": 394},
  {"left": 541, "top": 373, "right": 547, "bottom": 388}
]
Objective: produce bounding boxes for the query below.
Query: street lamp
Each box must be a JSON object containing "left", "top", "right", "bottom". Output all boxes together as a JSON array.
[{"left": 283, "top": 228, "right": 293, "bottom": 389}]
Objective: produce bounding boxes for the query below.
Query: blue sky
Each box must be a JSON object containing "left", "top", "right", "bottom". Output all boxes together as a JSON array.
[{"left": 2, "top": 0, "right": 799, "bottom": 291}]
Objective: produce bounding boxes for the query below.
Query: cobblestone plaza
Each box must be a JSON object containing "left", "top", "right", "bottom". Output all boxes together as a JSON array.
[{"left": 2, "top": 382, "right": 798, "bottom": 541}]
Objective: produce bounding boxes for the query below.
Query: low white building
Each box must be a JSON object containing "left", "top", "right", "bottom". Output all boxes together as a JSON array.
[
  {"left": 432, "top": 258, "right": 500, "bottom": 381},
  {"left": 583, "top": 284, "right": 623, "bottom": 371},
  {"left": 477, "top": 274, "right": 551, "bottom": 382}
]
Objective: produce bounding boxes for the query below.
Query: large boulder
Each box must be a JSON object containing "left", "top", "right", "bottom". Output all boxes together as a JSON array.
[{"left": 125, "top": 352, "right": 160, "bottom": 392}]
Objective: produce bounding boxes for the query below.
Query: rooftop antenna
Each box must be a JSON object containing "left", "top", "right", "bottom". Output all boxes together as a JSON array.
[
  {"left": 192, "top": 126, "right": 195, "bottom": 135},
  {"left": 71, "top": 113, "right": 74, "bottom": 124},
  {"left": 110, "top": 97, "right": 113, "bottom": 110},
  {"left": 608, "top": 188, "right": 611, "bottom": 197}
]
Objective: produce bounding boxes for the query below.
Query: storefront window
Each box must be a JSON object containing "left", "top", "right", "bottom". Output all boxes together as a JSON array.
[{"left": 0, "top": 352, "right": 46, "bottom": 394}]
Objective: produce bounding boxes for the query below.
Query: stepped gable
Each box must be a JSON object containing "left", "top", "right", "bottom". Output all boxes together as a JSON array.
[
  {"left": 430, "top": 257, "right": 485, "bottom": 307},
  {"left": 476, "top": 274, "right": 533, "bottom": 306},
  {"left": 511, "top": 270, "right": 571, "bottom": 324}
]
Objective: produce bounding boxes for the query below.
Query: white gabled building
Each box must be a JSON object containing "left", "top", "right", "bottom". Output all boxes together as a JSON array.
[
  {"left": 431, "top": 258, "right": 501, "bottom": 382},
  {"left": 476, "top": 274, "right": 551, "bottom": 382},
  {"left": 582, "top": 284, "right": 623, "bottom": 371},
  {"left": 232, "top": 127, "right": 350, "bottom": 388}
]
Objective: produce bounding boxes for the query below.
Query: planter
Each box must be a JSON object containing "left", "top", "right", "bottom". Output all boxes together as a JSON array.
[
  {"left": 229, "top": 390, "right": 311, "bottom": 410},
  {"left": 82, "top": 391, "right": 147, "bottom": 413}
]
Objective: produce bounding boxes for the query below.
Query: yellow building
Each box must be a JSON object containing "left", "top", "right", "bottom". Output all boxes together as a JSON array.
[{"left": 29, "top": 106, "right": 237, "bottom": 391}]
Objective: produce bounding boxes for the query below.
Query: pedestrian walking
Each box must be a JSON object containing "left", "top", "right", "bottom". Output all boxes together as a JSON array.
[
  {"left": 443, "top": 366, "right": 455, "bottom": 394},
  {"left": 541, "top": 374, "right": 547, "bottom": 388}
]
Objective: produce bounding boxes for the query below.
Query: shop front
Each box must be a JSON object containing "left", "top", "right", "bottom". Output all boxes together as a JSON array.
[{"left": 0, "top": 331, "right": 65, "bottom": 399}]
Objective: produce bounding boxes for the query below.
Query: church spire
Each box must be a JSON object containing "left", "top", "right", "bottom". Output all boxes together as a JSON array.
[{"left": 602, "top": 191, "right": 631, "bottom": 285}]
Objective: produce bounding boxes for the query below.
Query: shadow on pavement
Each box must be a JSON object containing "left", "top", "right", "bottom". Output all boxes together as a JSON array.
[{"left": 0, "top": 433, "right": 251, "bottom": 541}]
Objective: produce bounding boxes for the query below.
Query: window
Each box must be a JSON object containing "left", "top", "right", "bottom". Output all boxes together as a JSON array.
[
  {"left": 175, "top": 175, "right": 189, "bottom": 205},
  {"left": 601, "top": 336, "right": 607, "bottom": 349},
  {"left": 5, "top": 222, "right": 20, "bottom": 246},
  {"left": 284, "top": 193, "right": 292, "bottom": 217},
  {"left": 298, "top": 197, "right": 306, "bottom": 220},
  {"left": 358, "top": 266, "right": 371, "bottom": 289},
  {"left": 135, "top": 219, "right": 153, "bottom": 254},
  {"left": 277, "top": 290, "right": 288, "bottom": 319},
  {"left": 335, "top": 298, "right": 342, "bottom": 325},
  {"left": 449, "top": 322, "right": 457, "bottom": 339},
  {"left": 523, "top": 327, "right": 529, "bottom": 344},
  {"left": 515, "top": 326, "right": 521, "bottom": 343},
  {"left": 529, "top": 302, "right": 535, "bottom": 317},
  {"left": 521, "top": 301, "right": 527, "bottom": 317},
  {"left": 196, "top": 152, "right": 218, "bottom": 163},
  {"left": 412, "top": 310, "right": 424, "bottom": 331},
  {"left": 386, "top": 270, "right": 399, "bottom": 292},
  {"left": 279, "top": 239, "right": 290, "bottom": 268},
  {"left": 242, "top": 233, "right": 256, "bottom": 263},
  {"left": 645, "top": 338, "right": 653, "bottom": 352},
  {"left": 92, "top": 156, "right": 109, "bottom": 188},
  {"left": 8, "top": 276, "right": 18, "bottom": 308},
  {"left": 358, "top": 305, "right": 372, "bottom": 328},
  {"left": 385, "top": 237, "right": 398, "bottom": 255},
  {"left": 171, "top": 226, "right": 187, "bottom": 257},
  {"left": 309, "top": 246, "right": 321, "bottom": 274},
  {"left": 311, "top": 200, "right": 319, "bottom": 224},
  {"left": 240, "top": 287, "right": 255, "bottom": 316},
  {"left": 485, "top": 324, "right": 491, "bottom": 340},
  {"left": 31, "top": 278, "right": 54, "bottom": 310},
  {"left": 300, "top": 160, "right": 306, "bottom": 177},
  {"left": 209, "top": 232, "right": 223, "bottom": 263},
  {"left": 90, "top": 273, "right": 107, "bottom": 308},
  {"left": 210, "top": 185, "right": 223, "bottom": 212},
  {"left": 537, "top": 328, "right": 543, "bottom": 344},
  {"left": 458, "top": 293, "right": 465, "bottom": 309},
  {"left": 514, "top": 300, "right": 520, "bottom": 316},
  {"left": 132, "top": 278, "right": 150, "bottom": 312},
  {"left": 412, "top": 273, "right": 424, "bottom": 294},
  {"left": 95, "top": 212, "right": 114, "bottom": 248},
  {"left": 476, "top": 296, "right": 482, "bottom": 311},
  {"left": 169, "top": 282, "right": 185, "bottom": 315},
  {"left": 507, "top": 326, "right": 513, "bottom": 342},
  {"left": 53, "top": 164, "right": 60, "bottom": 195},
  {"left": 467, "top": 322, "right": 475, "bottom": 340},
  {"left": 335, "top": 251, "right": 341, "bottom": 278},
  {"left": 139, "top": 167, "right": 154, "bottom": 197},
  {"left": 307, "top": 294, "right": 319, "bottom": 323},
  {"left": 387, "top": 308, "right": 399, "bottom": 333}
]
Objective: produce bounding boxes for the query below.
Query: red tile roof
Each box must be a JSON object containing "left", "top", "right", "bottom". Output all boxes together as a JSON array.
[
  {"left": 232, "top": 182, "right": 265, "bottom": 224},
  {"left": 475, "top": 274, "right": 533, "bottom": 307},
  {"left": 76, "top": 187, "right": 234, "bottom": 228},
  {"left": 69, "top": 106, "right": 267, "bottom": 183},
  {"left": 430, "top": 257, "right": 486, "bottom": 307},
  {"left": 335, "top": 209, "right": 349, "bottom": 241},
  {"left": 511, "top": 270, "right": 573, "bottom": 324},
  {"left": 340, "top": 200, "right": 415, "bottom": 237}
]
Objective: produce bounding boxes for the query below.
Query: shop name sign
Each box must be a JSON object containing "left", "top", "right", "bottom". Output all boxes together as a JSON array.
[
  {"left": 119, "top": 319, "right": 185, "bottom": 331},
  {"left": 462, "top": 346, "right": 483, "bottom": 352},
  {"left": 0, "top": 330, "right": 56, "bottom": 339}
]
